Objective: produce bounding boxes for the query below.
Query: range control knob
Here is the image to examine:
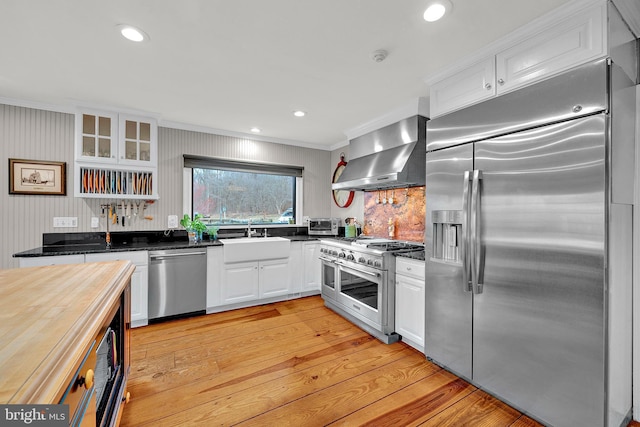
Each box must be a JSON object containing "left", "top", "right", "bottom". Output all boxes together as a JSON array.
[
  {"left": 338, "top": 252, "right": 346, "bottom": 258},
  {"left": 346, "top": 254, "right": 355, "bottom": 261},
  {"left": 374, "top": 261, "right": 382, "bottom": 268},
  {"left": 367, "top": 259, "right": 374, "bottom": 266},
  {"left": 320, "top": 248, "right": 326, "bottom": 254},
  {"left": 358, "top": 257, "right": 366, "bottom": 263},
  {"left": 332, "top": 250, "right": 338, "bottom": 256}
]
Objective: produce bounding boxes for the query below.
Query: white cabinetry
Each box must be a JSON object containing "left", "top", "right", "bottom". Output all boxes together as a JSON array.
[
  {"left": 429, "top": 3, "right": 606, "bottom": 117},
  {"left": 395, "top": 257, "right": 425, "bottom": 353},
  {"left": 19, "top": 254, "right": 85, "bottom": 267},
  {"left": 85, "top": 251, "right": 149, "bottom": 328},
  {"left": 74, "top": 109, "right": 158, "bottom": 199},
  {"left": 259, "top": 259, "right": 290, "bottom": 298},
  {"left": 302, "top": 242, "right": 321, "bottom": 293},
  {"left": 221, "top": 262, "right": 260, "bottom": 304}
]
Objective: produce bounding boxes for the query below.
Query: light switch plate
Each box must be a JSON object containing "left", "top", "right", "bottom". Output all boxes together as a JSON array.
[
  {"left": 53, "top": 217, "right": 78, "bottom": 228},
  {"left": 168, "top": 215, "right": 178, "bottom": 228}
]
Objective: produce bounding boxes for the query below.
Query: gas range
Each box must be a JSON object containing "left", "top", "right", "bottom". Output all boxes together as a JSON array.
[
  {"left": 319, "top": 236, "right": 423, "bottom": 344},
  {"left": 319, "top": 237, "right": 423, "bottom": 270}
]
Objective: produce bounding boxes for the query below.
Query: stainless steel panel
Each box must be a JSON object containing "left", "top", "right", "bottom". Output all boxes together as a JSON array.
[
  {"left": 348, "top": 115, "right": 427, "bottom": 159},
  {"left": 148, "top": 248, "right": 207, "bottom": 319},
  {"left": 425, "top": 143, "right": 473, "bottom": 380},
  {"left": 427, "top": 59, "right": 608, "bottom": 152},
  {"left": 473, "top": 115, "right": 606, "bottom": 427}
]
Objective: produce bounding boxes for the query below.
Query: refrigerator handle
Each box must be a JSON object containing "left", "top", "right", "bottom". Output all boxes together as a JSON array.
[
  {"left": 461, "top": 171, "right": 472, "bottom": 292},
  {"left": 471, "top": 170, "right": 484, "bottom": 294}
]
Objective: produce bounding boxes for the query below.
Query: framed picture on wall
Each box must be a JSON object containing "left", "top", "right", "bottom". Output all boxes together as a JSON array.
[{"left": 9, "top": 158, "right": 67, "bottom": 196}]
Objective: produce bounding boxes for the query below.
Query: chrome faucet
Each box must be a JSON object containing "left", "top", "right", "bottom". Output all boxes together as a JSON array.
[{"left": 247, "top": 220, "right": 255, "bottom": 238}]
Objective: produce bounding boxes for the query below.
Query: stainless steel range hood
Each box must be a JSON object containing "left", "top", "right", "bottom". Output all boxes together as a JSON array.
[{"left": 333, "top": 115, "right": 427, "bottom": 191}]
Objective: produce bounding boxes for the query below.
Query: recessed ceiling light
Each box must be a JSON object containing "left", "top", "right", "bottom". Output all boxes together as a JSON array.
[
  {"left": 423, "top": 0, "right": 452, "bottom": 22},
  {"left": 250, "top": 127, "right": 261, "bottom": 133},
  {"left": 293, "top": 110, "right": 306, "bottom": 117},
  {"left": 118, "top": 25, "right": 149, "bottom": 42}
]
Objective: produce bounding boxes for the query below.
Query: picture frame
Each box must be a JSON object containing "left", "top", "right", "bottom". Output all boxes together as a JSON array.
[{"left": 9, "top": 158, "right": 67, "bottom": 196}]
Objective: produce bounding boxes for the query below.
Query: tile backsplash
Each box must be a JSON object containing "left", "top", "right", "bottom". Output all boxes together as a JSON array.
[{"left": 363, "top": 186, "right": 425, "bottom": 243}]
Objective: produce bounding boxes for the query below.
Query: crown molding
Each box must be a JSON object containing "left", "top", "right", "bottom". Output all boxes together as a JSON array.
[{"left": 0, "top": 96, "right": 333, "bottom": 151}]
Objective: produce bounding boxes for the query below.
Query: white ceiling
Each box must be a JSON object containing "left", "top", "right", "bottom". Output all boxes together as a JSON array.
[{"left": 0, "top": 0, "right": 571, "bottom": 149}]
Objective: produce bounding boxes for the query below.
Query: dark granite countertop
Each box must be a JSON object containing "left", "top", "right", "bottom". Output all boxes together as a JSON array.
[
  {"left": 13, "top": 229, "right": 319, "bottom": 258},
  {"left": 395, "top": 250, "right": 426, "bottom": 261}
]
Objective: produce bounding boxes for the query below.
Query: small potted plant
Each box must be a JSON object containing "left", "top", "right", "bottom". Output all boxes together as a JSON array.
[
  {"left": 192, "top": 215, "right": 208, "bottom": 241},
  {"left": 180, "top": 214, "right": 207, "bottom": 243}
]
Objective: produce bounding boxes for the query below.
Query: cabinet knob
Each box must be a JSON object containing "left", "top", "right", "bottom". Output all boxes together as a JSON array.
[
  {"left": 572, "top": 105, "right": 583, "bottom": 113},
  {"left": 498, "top": 78, "right": 505, "bottom": 85},
  {"left": 484, "top": 83, "right": 492, "bottom": 90},
  {"left": 123, "top": 392, "right": 131, "bottom": 404},
  {"left": 83, "top": 369, "right": 94, "bottom": 390},
  {"left": 407, "top": 267, "right": 412, "bottom": 271}
]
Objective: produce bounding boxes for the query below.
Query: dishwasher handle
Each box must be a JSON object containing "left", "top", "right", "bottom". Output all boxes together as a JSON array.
[{"left": 150, "top": 251, "right": 206, "bottom": 260}]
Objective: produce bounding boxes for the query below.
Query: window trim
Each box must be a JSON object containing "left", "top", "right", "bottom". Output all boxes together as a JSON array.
[{"left": 182, "top": 156, "right": 304, "bottom": 228}]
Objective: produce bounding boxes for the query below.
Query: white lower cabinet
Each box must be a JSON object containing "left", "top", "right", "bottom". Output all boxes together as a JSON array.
[
  {"left": 85, "top": 251, "right": 149, "bottom": 328},
  {"left": 19, "top": 254, "right": 85, "bottom": 267},
  {"left": 259, "top": 259, "right": 290, "bottom": 298},
  {"left": 221, "top": 261, "right": 260, "bottom": 304},
  {"left": 302, "top": 242, "right": 321, "bottom": 293},
  {"left": 221, "top": 260, "right": 290, "bottom": 304},
  {"left": 395, "top": 257, "right": 425, "bottom": 353}
]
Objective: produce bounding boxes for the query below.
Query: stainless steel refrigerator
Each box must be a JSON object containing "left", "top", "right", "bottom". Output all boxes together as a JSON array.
[{"left": 425, "top": 56, "right": 636, "bottom": 427}]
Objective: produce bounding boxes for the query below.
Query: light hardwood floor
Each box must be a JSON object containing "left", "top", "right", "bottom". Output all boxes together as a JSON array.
[{"left": 120, "top": 296, "right": 636, "bottom": 426}]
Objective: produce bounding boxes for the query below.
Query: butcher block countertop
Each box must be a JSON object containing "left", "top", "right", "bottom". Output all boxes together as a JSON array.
[{"left": 0, "top": 261, "right": 135, "bottom": 404}]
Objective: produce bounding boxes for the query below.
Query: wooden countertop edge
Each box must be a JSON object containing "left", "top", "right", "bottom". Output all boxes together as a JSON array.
[{"left": 8, "top": 261, "right": 135, "bottom": 404}]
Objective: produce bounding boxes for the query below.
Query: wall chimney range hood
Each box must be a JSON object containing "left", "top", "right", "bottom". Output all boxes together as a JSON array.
[{"left": 332, "top": 115, "right": 427, "bottom": 191}]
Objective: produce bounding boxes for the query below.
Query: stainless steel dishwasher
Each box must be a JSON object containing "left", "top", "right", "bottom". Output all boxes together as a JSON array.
[{"left": 148, "top": 248, "right": 207, "bottom": 321}]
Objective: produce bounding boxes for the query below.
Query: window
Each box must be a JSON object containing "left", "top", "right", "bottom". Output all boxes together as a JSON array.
[{"left": 184, "top": 155, "right": 303, "bottom": 226}]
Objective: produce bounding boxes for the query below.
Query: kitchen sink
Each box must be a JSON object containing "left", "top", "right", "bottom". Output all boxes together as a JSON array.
[{"left": 220, "top": 237, "right": 290, "bottom": 263}]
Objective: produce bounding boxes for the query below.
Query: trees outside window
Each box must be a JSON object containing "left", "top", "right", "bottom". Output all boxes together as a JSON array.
[{"left": 192, "top": 168, "right": 295, "bottom": 225}]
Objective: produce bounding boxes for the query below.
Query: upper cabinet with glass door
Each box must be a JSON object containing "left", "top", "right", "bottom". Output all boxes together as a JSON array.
[
  {"left": 118, "top": 114, "right": 157, "bottom": 167},
  {"left": 74, "top": 109, "right": 159, "bottom": 199},
  {"left": 75, "top": 109, "right": 157, "bottom": 169},
  {"left": 77, "top": 110, "right": 118, "bottom": 163}
]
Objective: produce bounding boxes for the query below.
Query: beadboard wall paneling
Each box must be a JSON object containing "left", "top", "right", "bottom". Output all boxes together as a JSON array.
[{"left": 1, "top": 103, "right": 331, "bottom": 269}]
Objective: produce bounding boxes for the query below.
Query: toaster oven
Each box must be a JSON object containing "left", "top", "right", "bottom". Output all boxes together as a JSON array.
[{"left": 308, "top": 218, "right": 341, "bottom": 236}]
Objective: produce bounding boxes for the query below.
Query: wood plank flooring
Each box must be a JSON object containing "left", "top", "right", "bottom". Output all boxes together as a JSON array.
[{"left": 120, "top": 296, "right": 634, "bottom": 426}]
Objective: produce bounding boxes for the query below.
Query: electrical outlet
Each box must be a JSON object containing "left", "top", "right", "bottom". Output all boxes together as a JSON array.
[
  {"left": 168, "top": 215, "right": 178, "bottom": 228},
  {"left": 91, "top": 217, "right": 100, "bottom": 228},
  {"left": 53, "top": 217, "right": 78, "bottom": 228}
]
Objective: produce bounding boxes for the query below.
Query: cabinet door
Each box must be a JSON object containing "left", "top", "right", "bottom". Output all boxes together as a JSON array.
[
  {"left": 207, "top": 246, "right": 224, "bottom": 308},
  {"left": 85, "top": 251, "right": 149, "bottom": 327},
  {"left": 429, "top": 57, "right": 495, "bottom": 118},
  {"left": 19, "top": 254, "right": 85, "bottom": 267},
  {"left": 118, "top": 114, "right": 157, "bottom": 167},
  {"left": 222, "top": 262, "right": 260, "bottom": 304},
  {"left": 496, "top": 3, "right": 605, "bottom": 95},
  {"left": 76, "top": 110, "right": 118, "bottom": 163},
  {"left": 289, "top": 242, "right": 303, "bottom": 294},
  {"left": 130, "top": 265, "right": 148, "bottom": 327},
  {"left": 395, "top": 274, "right": 425, "bottom": 351},
  {"left": 259, "top": 259, "right": 290, "bottom": 298},
  {"left": 302, "top": 242, "right": 321, "bottom": 292}
]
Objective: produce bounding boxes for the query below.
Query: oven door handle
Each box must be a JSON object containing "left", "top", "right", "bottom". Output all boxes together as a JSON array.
[
  {"left": 338, "top": 262, "right": 381, "bottom": 278},
  {"left": 319, "top": 256, "right": 335, "bottom": 263}
]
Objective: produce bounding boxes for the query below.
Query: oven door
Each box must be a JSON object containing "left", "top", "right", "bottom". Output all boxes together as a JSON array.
[
  {"left": 336, "top": 261, "right": 386, "bottom": 327},
  {"left": 320, "top": 256, "right": 338, "bottom": 300}
]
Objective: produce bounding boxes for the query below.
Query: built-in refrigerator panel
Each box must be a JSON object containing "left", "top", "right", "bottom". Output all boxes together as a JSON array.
[
  {"left": 424, "top": 143, "right": 473, "bottom": 380},
  {"left": 472, "top": 115, "right": 606, "bottom": 426}
]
